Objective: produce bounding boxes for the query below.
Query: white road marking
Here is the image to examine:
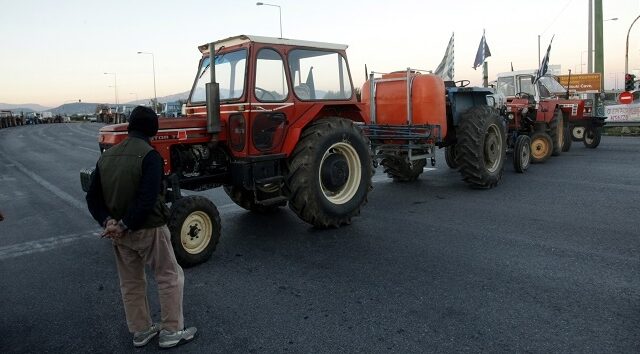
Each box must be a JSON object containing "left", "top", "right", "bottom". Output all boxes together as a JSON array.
[
  {"left": 0, "top": 231, "right": 100, "bottom": 260},
  {"left": 78, "top": 146, "right": 99, "bottom": 153}
]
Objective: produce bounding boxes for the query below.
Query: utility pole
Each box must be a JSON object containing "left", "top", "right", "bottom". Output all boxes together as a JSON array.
[
  {"left": 594, "top": 0, "right": 604, "bottom": 89},
  {"left": 588, "top": 0, "right": 593, "bottom": 73}
]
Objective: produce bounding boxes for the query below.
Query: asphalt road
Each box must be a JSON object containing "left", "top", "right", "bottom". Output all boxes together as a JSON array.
[{"left": 0, "top": 123, "right": 638, "bottom": 353}]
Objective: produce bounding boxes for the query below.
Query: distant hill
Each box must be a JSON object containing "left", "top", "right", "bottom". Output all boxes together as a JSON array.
[
  {"left": 0, "top": 103, "right": 52, "bottom": 112},
  {"left": 2, "top": 90, "right": 192, "bottom": 115},
  {"left": 124, "top": 90, "right": 190, "bottom": 105},
  {"left": 51, "top": 102, "right": 99, "bottom": 115}
]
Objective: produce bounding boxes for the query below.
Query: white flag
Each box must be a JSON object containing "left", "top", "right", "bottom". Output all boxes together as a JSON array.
[{"left": 434, "top": 33, "right": 455, "bottom": 81}]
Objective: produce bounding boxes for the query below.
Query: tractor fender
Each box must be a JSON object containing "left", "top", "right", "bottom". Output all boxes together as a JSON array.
[{"left": 280, "top": 103, "right": 365, "bottom": 156}]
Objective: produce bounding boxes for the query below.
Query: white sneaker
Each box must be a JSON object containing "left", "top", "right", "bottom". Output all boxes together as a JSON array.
[{"left": 158, "top": 326, "right": 197, "bottom": 348}]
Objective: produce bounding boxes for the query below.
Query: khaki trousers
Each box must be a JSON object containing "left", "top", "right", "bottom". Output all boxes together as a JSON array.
[{"left": 112, "top": 225, "right": 184, "bottom": 333}]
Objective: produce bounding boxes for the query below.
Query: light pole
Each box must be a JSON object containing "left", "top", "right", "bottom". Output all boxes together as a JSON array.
[
  {"left": 256, "top": 2, "right": 282, "bottom": 38},
  {"left": 580, "top": 50, "right": 590, "bottom": 74},
  {"left": 137, "top": 51, "right": 158, "bottom": 112},
  {"left": 625, "top": 15, "right": 640, "bottom": 74},
  {"left": 103, "top": 72, "right": 118, "bottom": 106}
]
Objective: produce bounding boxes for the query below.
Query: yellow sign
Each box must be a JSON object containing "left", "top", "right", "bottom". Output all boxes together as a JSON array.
[{"left": 556, "top": 73, "right": 602, "bottom": 93}]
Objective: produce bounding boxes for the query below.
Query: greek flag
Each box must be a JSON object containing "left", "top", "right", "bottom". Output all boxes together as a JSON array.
[
  {"left": 434, "top": 33, "right": 455, "bottom": 81},
  {"left": 535, "top": 35, "right": 554, "bottom": 83},
  {"left": 472, "top": 30, "right": 491, "bottom": 70}
]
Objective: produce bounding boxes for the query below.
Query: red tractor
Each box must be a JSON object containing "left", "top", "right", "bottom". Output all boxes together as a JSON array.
[
  {"left": 494, "top": 70, "right": 604, "bottom": 171},
  {"left": 81, "top": 35, "right": 505, "bottom": 266}
]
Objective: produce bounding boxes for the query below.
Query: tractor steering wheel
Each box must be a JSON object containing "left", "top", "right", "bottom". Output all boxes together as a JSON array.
[
  {"left": 255, "top": 87, "right": 277, "bottom": 101},
  {"left": 515, "top": 92, "right": 532, "bottom": 99},
  {"left": 455, "top": 80, "right": 470, "bottom": 87}
]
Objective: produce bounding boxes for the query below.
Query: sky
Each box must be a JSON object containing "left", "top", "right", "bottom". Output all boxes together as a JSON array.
[{"left": 1, "top": 0, "right": 639, "bottom": 107}]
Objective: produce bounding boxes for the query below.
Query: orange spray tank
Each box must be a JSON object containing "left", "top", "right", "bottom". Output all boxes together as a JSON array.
[{"left": 361, "top": 71, "right": 447, "bottom": 139}]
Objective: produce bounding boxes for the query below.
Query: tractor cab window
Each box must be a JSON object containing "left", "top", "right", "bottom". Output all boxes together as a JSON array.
[
  {"left": 288, "top": 49, "right": 352, "bottom": 100},
  {"left": 189, "top": 49, "right": 247, "bottom": 103},
  {"left": 255, "top": 48, "right": 289, "bottom": 102},
  {"left": 518, "top": 75, "right": 536, "bottom": 96},
  {"left": 496, "top": 76, "right": 516, "bottom": 97},
  {"left": 537, "top": 76, "right": 566, "bottom": 98}
]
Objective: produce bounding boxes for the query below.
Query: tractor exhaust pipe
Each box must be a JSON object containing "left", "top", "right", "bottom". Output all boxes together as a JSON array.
[{"left": 206, "top": 43, "right": 221, "bottom": 134}]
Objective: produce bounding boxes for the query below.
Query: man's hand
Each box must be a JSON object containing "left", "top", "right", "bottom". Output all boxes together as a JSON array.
[{"left": 101, "top": 219, "right": 126, "bottom": 239}]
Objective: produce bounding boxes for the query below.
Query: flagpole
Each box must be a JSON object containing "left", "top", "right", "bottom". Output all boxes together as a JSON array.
[{"left": 483, "top": 62, "right": 489, "bottom": 87}]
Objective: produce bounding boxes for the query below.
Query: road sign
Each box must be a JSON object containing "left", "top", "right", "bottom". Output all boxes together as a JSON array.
[
  {"left": 618, "top": 91, "right": 634, "bottom": 104},
  {"left": 557, "top": 73, "right": 602, "bottom": 93}
]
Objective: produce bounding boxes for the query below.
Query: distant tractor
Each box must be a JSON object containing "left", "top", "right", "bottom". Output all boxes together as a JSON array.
[
  {"left": 362, "top": 71, "right": 505, "bottom": 187},
  {"left": 81, "top": 35, "right": 505, "bottom": 267},
  {"left": 494, "top": 70, "right": 605, "bottom": 170},
  {"left": 0, "top": 110, "right": 23, "bottom": 128}
]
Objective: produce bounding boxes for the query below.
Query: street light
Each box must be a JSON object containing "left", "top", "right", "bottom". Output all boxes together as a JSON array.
[
  {"left": 256, "top": 2, "right": 282, "bottom": 38},
  {"left": 137, "top": 51, "right": 158, "bottom": 112},
  {"left": 625, "top": 15, "right": 640, "bottom": 75},
  {"left": 103, "top": 72, "right": 118, "bottom": 106},
  {"left": 129, "top": 92, "right": 139, "bottom": 102}
]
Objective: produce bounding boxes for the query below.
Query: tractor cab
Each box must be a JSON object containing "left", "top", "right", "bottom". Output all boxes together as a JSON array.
[{"left": 496, "top": 70, "right": 566, "bottom": 104}]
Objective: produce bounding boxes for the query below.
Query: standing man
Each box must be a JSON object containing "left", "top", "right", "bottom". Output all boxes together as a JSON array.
[{"left": 86, "top": 106, "right": 197, "bottom": 348}]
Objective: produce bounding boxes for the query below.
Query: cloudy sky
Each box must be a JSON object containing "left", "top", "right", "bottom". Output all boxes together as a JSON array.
[{"left": 0, "top": 0, "right": 638, "bottom": 107}]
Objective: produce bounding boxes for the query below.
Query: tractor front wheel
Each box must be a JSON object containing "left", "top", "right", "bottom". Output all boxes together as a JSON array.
[
  {"left": 168, "top": 196, "right": 221, "bottom": 267},
  {"left": 583, "top": 127, "right": 602, "bottom": 148},
  {"left": 455, "top": 106, "right": 506, "bottom": 188},
  {"left": 513, "top": 135, "right": 531, "bottom": 173},
  {"left": 571, "top": 126, "right": 585, "bottom": 141},
  {"left": 562, "top": 124, "right": 572, "bottom": 152},
  {"left": 549, "top": 109, "right": 565, "bottom": 156},
  {"left": 285, "top": 117, "right": 372, "bottom": 228},
  {"left": 444, "top": 146, "right": 459, "bottom": 169},
  {"left": 382, "top": 154, "right": 427, "bottom": 182},
  {"left": 530, "top": 131, "right": 553, "bottom": 163}
]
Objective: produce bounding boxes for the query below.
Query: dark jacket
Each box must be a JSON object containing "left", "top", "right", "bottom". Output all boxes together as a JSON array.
[{"left": 86, "top": 133, "right": 169, "bottom": 231}]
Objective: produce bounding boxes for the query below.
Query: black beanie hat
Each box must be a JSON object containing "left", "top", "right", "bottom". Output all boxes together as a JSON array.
[{"left": 128, "top": 106, "right": 158, "bottom": 137}]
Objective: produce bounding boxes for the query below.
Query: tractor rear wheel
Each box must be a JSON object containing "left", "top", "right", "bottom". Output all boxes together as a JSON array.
[
  {"left": 168, "top": 196, "right": 221, "bottom": 267},
  {"left": 223, "top": 185, "right": 284, "bottom": 213},
  {"left": 530, "top": 131, "right": 553, "bottom": 163},
  {"left": 562, "top": 124, "right": 572, "bottom": 152},
  {"left": 583, "top": 127, "right": 602, "bottom": 148},
  {"left": 444, "top": 146, "right": 459, "bottom": 169},
  {"left": 549, "top": 109, "right": 564, "bottom": 156},
  {"left": 382, "top": 154, "right": 426, "bottom": 182},
  {"left": 285, "top": 117, "right": 372, "bottom": 228},
  {"left": 455, "top": 106, "right": 506, "bottom": 188},
  {"left": 513, "top": 135, "right": 531, "bottom": 173}
]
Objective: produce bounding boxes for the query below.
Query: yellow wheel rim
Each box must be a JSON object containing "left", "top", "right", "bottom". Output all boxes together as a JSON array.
[
  {"left": 531, "top": 137, "right": 550, "bottom": 160},
  {"left": 181, "top": 211, "right": 212, "bottom": 254}
]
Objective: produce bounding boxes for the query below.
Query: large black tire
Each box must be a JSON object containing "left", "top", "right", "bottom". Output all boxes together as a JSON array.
[
  {"left": 562, "top": 123, "right": 572, "bottom": 152},
  {"left": 285, "top": 117, "right": 372, "bottom": 228},
  {"left": 455, "top": 106, "right": 506, "bottom": 188},
  {"left": 382, "top": 154, "right": 426, "bottom": 182},
  {"left": 549, "top": 109, "right": 564, "bottom": 156},
  {"left": 168, "top": 196, "right": 221, "bottom": 267},
  {"left": 223, "top": 185, "right": 284, "bottom": 213},
  {"left": 583, "top": 126, "right": 602, "bottom": 148},
  {"left": 513, "top": 135, "right": 531, "bottom": 173},
  {"left": 444, "top": 146, "right": 459, "bottom": 169},
  {"left": 530, "top": 131, "right": 553, "bottom": 163}
]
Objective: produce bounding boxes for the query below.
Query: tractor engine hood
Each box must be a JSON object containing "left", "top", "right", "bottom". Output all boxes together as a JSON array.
[{"left": 98, "top": 118, "right": 213, "bottom": 147}]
